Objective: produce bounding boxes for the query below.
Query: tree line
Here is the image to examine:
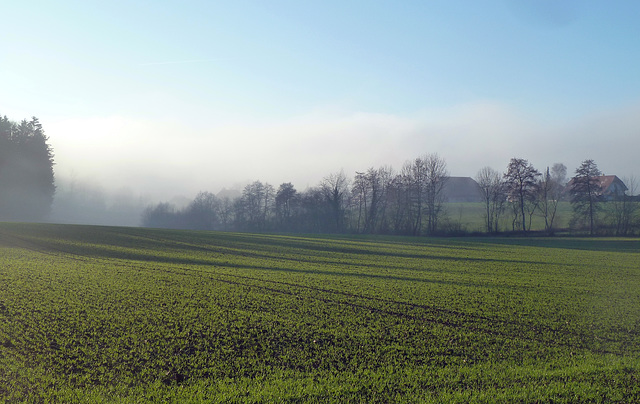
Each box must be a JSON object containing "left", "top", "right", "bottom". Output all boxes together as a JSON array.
[
  {"left": 142, "top": 155, "right": 640, "bottom": 236},
  {"left": 478, "top": 158, "right": 639, "bottom": 236},
  {"left": 142, "top": 154, "right": 449, "bottom": 235},
  {"left": 2, "top": 114, "right": 633, "bottom": 235},
  {"left": 0, "top": 115, "right": 56, "bottom": 222}
]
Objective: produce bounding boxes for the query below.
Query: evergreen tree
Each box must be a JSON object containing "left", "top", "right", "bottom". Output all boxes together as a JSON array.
[
  {"left": 570, "top": 159, "right": 602, "bottom": 235},
  {"left": 0, "top": 115, "right": 55, "bottom": 221}
]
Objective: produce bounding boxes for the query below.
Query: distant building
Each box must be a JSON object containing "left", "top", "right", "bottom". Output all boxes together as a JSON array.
[
  {"left": 596, "top": 175, "right": 628, "bottom": 200},
  {"left": 567, "top": 175, "right": 628, "bottom": 201},
  {"left": 442, "top": 177, "right": 483, "bottom": 203}
]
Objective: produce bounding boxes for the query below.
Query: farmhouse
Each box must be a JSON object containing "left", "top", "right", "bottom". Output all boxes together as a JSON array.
[
  {"left": 442, "top": 177, "right": 483, "bottom": 203},
  {"left": 567, "top": 175, "right": 628, "bottom": 201},
  {"left": 596, "top": 175, "right": 628, "bottom": 200}
]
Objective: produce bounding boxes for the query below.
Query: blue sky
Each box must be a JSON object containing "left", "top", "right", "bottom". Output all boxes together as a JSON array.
[{"left": 2, "top": 1, "right": 640, "bottom": 198}]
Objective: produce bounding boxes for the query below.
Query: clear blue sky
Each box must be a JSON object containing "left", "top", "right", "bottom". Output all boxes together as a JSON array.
[{"left": 3, "top": 1, "right": 640, "bottom": 198}]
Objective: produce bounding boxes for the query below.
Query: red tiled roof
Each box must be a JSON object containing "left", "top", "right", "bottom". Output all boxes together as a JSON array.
[
  {"left": 597, "top": 175, "right": 627, "bottom": 193},
  {"left": 567, "top": 175, "right": 627, "bottom": 196}
]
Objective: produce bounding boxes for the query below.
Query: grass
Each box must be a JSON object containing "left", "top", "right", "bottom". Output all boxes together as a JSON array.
[
  {"left": 1, "top": 222, "right": 639, "bottom": 402},
  {"left": 443, "top": 201, "right": 574, "bottom": 232}
]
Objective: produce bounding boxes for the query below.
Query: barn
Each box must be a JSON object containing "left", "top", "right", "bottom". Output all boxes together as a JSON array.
[{"left": 441, "top": 177, "right": 483, "bottom": 203}]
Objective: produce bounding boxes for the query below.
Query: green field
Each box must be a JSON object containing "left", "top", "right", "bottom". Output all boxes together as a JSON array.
[
  {"left": 1, "top": 223, "right": 639, "bottom": 403},
  {"left": 443, "top": 201, "right": 574, "bottom": 233}
]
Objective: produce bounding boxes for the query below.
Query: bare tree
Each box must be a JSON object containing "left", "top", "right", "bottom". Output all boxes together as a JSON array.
[
  {"left": 400, "top": 159, "right": 425, "bottom": 235},
  {"left": 275, "top": 182, "right": 298, "bottom": 231},
  {"left": 607, "top": 176, "right": 638, "bottom": 235},
  {"left": 184, "top": 191, "right": 219, "bottom": 230},
  {"left": 393, "top": 154, "right": 449, "bottom": 235},
  {"left": 351, "top": 167, "right": 392, "bottom": 234},
  {"left": 262, "top": 183, "right": 275, "bottom": 230},
  {"left": 216, "top": 196, "right": 235, "bottom": 231},
  {"left": 299, "top": 187, "right": 325, "bottom": 233},
  {"left": 375, "top": 166, "right": 395, "bottom": 233},
  {"left": 386, "top": 172, "right": 410, "bottom": 234},
  {"left": 551, "top": 163, "right": 568, "bottom": 186},
  {"left": 141, "top": 202, "right": 179, "bottom": 229},
  {"left": 321, "top": 170, "right": 350, "bottom": 233},
  {"left": 423, "top": 153, "right": 448, "bottom": 235},
  {"left": 236, "top": 180, "right": 274, "bottom": 231},
  {"left": 504, "top": 158, "right": 541, "bottom": 232},
  {"left": 536, "top": 167, "right": 563, "bottom": 233},
  {"left": 570, "top": 159, "right": 602, "bottom": 235},
  {"left": 352, "top": 171, "right": 369, "bottom": 233},
  {"left": 364, "top": 168, "right": 383, "bottom": 233},
  {"left": 476, "top": 167, "right": 506, "bottom": 233}
]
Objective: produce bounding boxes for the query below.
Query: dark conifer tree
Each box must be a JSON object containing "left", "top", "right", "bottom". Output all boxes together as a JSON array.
[
  {"left": 570, "top": 159, "right": 602, "bottom": 235},
  {"left": 0, "top": 115, "right": 55, "bottom": 221}
]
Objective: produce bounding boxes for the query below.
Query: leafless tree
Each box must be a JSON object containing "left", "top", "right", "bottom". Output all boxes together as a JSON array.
[
  {"left": 321, "top": 170, "right": 350, "bottom": 232},
  {"left": 394, "top": 154, "right": 449, "bottom": 235},
  {"left": 607, "top": 176, "right": 638, "bottom": 235},
  {"left": 262, "top": 183, "right": 275, "bottom": 230},
  {"left": 275, "top": 182, "right": 298, "bottom": 231},
  {"left": 216, "top": 196, "right": 235, "bottom": 230},
  {"left": 423, "top": 153, "right": 448, "bottom": 235},
  {"left": 351, "top": 167, "right": 393, "bottom": 234},
  {"left": 237, "top": 180, "right": 274, "bottom": 231},
  {"left": 551, "top": 163, "right": 568, "bottom": 186},
  {"left": 504, "top": 158, "right": 541, "bottom": 232},
  {"left": 400, "top": 159, "right": 425, "bottom": 235},
  {"left": 298, "top": 187, "right": 325, "bottom": 233},
  {"left": 386, "top": 172, "right": 410, "bottom": 234},
  {"left": 476, "top": 166, "right": 506, "bottom": 233},
  {"left": 352, "top": 171, "right": 369, "bottom": 233},
  {"left": 141, "top": 202, "right": 178, "bottom": 228},
  {"left": 184, "top": 191, "right": 219, "bottom": 230},
  {"left": 536, "top": 166, "right": 563, "bottom": 233},
  {"left": 375, "top": 166, "right": 395, "bottom": 233}
]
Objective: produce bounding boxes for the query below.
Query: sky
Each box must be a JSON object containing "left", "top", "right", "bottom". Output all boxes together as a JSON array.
[{"left": 2, "top": 0, "right": 640, "bottom": 200}]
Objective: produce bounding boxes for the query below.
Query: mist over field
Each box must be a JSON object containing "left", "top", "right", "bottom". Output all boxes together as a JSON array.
[
  {"left": 48, "top": 102, "right": 640, "bottom": 204},
  {"left": 3, "top": 1, "right": 640, "bottom": 227},
  {"left": 48, "top": 179, "right": 148, "bottom": 227}
]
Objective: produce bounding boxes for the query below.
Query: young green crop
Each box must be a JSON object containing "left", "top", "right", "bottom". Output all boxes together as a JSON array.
[{"left": 1, "top": 222, "right": 639, "bottom": 402}]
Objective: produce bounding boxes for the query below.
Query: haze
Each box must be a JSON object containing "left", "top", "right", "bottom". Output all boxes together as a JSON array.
[{"left": 3, "top": 1, "right": 639, "bottom": 225}]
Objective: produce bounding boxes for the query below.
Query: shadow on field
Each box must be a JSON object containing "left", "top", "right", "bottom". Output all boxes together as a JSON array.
[
  {"left": 107, "top": 228, "right": 548, "bottom": 268},
  {"left": 31, "top": 239, "right": 542, "bottom": 293},
  {"left": 4, "top": 226, "right": 553, "bottom": 294},
  {"left": 471, "top": 238, "right": 640, "bottom": 254}
]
